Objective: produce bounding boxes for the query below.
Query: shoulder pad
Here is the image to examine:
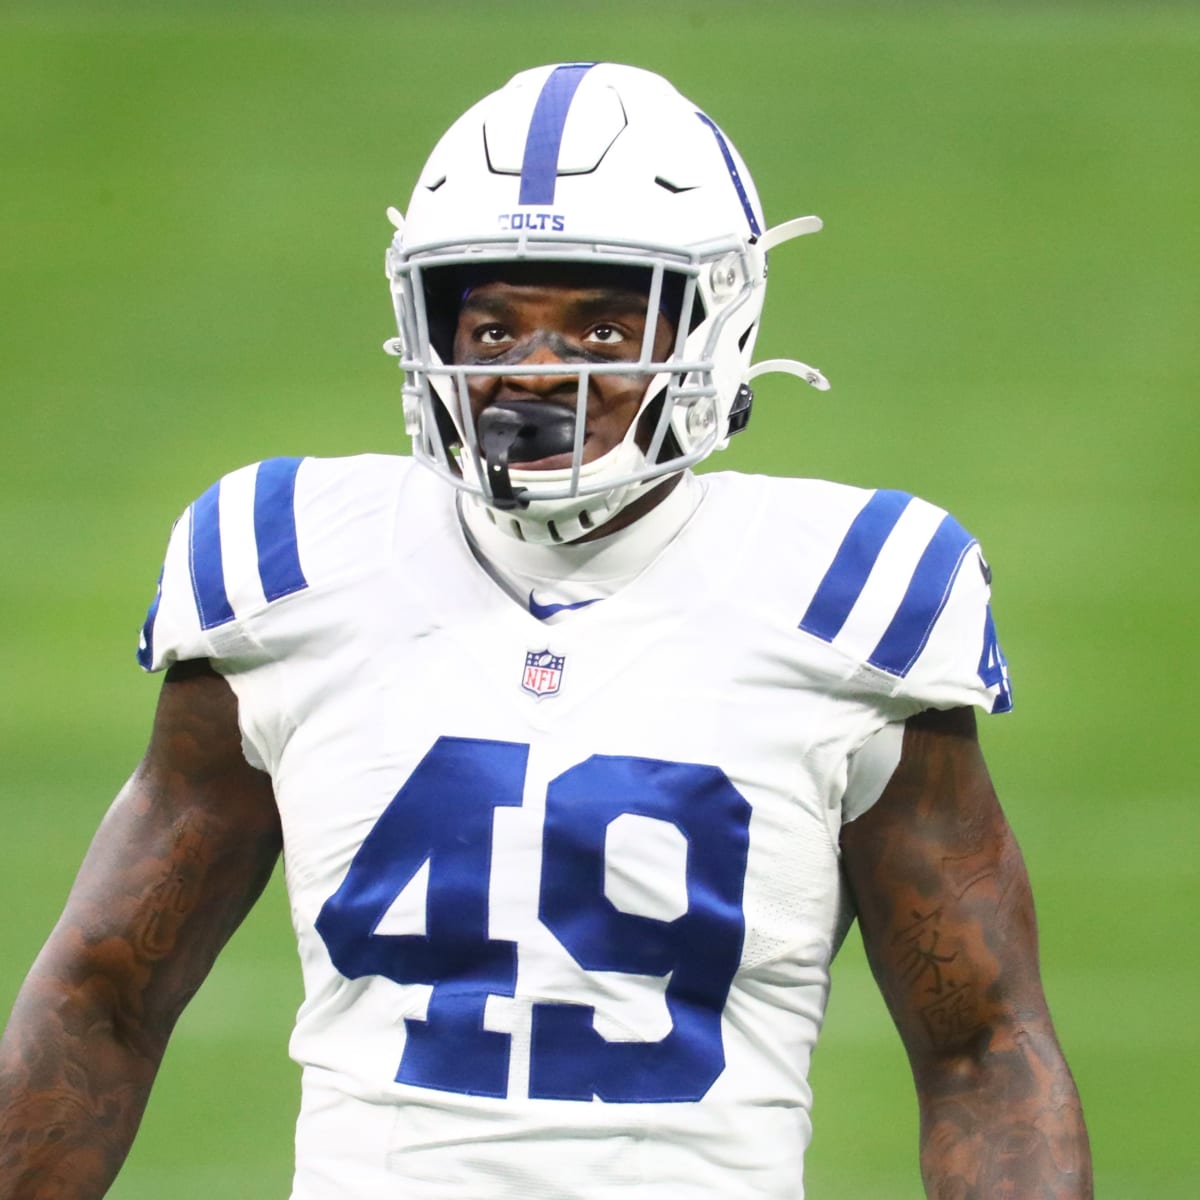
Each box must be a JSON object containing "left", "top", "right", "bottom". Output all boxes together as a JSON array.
[
  {"left": 798, "top": 488, "right": 1012, "bottom": 714},
  {"left": 137, "top": 455, "right": 420, "bottom": 672},
  {"left": 137, "top": 457, "right": 310, "bottom": 671}
]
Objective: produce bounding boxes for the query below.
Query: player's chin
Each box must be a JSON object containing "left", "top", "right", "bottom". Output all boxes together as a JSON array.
[
  {"left": 510, "top": 453, "right": 575, "bottom": 471},
  {"left": 511, "top": 438, "right": 608, "bottom": 472}
]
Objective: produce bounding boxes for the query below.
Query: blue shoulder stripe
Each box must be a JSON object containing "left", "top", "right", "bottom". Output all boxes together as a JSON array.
[
  {"left": 254, "top": 457, "right": 309, "bottom": 602},
  {"left": 799, "top": 489, "right": 912, "bottom": 642},
  {"left": 519, "top": 63, "right": 596, "bottom": 206},
  {"left": 186, "top": 459, "right": 309, "bottom": 633},
  {"left": 869, "top": 513, "right": 976, "bottom": 677},
  {"left": 188, "top": 480, "right": 235, "bottom": 630}
]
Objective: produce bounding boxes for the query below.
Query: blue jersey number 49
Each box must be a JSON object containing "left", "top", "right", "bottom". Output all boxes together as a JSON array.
[{"left": 315, "top": 736, "right": 751, "bottom": 1103}]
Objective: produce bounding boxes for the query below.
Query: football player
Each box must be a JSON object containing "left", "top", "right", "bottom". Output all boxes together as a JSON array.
[{"left": 0, "top": 64, "right": 1091, "bottom": 1198}]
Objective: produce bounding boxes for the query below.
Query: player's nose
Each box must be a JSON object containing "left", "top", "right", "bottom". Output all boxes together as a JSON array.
[{"left": 497, "top": 333, "right": 582, "bottom": 399}]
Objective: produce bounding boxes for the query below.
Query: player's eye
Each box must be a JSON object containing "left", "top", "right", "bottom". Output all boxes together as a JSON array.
[
  {"left": 474, "top": 325, "right": 513, "bottom": 347},
  {"left": 584, "top": 324, "right": 627, "bottom": 346}
]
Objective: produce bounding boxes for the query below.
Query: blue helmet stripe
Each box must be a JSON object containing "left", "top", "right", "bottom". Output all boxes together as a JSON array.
[
  {"left": 519, "top": 63, "right": 596, "bottom": 206},
  {"left": 188, "top": 480, "right": 235, "bottom": 630},
  {"left": 800, "top": 489, "right": 913, "bottom": 643},
  {"left": 254, "top": 456, "right": 309, "bottom": 602},
  {"left": 695, "top": 111, "right": 762, "bottom": 238},
  {"left": 869, "top": 513, "right": 977, "bottom": 677}
]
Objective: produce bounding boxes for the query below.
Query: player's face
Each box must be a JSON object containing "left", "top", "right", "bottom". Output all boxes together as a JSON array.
[{"left": 451, "top": 281, "right": 677, "bottom": 468}]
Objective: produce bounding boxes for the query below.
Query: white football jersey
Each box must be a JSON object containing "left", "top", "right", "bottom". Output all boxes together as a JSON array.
[{"left": 139, "top": 455, "right": 1011, "bottom": 1200}]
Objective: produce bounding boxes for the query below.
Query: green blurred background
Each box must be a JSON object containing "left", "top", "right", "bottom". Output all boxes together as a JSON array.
[{"left": 2, "top": 1, "right": 1196, "bottom": 1195}]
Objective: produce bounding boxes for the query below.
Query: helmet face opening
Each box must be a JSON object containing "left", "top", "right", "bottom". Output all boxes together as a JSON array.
[
  {"left": 422, "top": 260, "right": 703, "bottom": 367},
  {"left": 388, "top": 232, "right": 756, "bottom": 525}
]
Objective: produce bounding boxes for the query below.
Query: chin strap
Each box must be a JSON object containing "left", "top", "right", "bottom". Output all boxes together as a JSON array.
[{"left": 475, "top": 401, "right": 578, "bottom": 511}]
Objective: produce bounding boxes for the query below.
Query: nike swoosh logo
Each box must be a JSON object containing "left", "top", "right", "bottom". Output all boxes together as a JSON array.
[{"left": 528, "top": 591, "right": 603, "bottom": 621}]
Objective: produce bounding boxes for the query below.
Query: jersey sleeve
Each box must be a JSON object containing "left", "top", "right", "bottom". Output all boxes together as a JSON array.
[
  {"left": 136, "top": 457, "right": 310, "bottom": 672},
  {"left": 797, "top": 488, "right": 1013, "bottom": 717}
]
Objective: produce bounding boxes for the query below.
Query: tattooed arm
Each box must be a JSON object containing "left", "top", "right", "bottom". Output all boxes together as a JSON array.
[
  {"left": 0, "top": 660, "right": 281, "bottom": 1200},
  {"left": 840, "top": 706, "right": 1092, "bottom": 1199}
]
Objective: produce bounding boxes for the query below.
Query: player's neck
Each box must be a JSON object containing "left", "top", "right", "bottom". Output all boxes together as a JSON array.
[{"left": 572, "top": 473, "right": 683, "bottom": 542}]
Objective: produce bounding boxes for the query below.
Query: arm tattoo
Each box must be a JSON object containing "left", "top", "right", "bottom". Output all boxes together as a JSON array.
[
  {"left": 0, "top": 662, "right": 281, "bottom": 1199},
  {"left": 892, "top": 907, "right": 987, "bottom": 1050},
  {"left": 841, "top": 707, "right": 1092, "bottom": 1199}
]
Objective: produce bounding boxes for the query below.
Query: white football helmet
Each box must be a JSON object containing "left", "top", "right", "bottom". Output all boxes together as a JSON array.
[{"left": 384, "top": 62, "right": 828, "bottom": 543}]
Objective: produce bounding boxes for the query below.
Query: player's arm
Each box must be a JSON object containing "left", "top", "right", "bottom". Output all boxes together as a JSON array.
[
  {"left": 839, "top": 706, "right": 1092, "bottom": 1199},
  {"left": 0, "top": 660, "right": 281, "bottom": 1200}
]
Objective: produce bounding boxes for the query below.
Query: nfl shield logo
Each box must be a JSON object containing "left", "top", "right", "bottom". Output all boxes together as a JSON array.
[{"left": 522, "top": 649, "right": 565, "bottom": 698}]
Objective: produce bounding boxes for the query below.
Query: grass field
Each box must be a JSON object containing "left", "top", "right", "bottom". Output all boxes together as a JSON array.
[{"left": 2, "top": 2, "right": 1197, "bottom": 1195}]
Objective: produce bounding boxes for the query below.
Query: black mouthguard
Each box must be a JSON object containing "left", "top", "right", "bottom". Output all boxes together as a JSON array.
[{"left": 476, "top": 402, "right": 578, "bottom": 510}]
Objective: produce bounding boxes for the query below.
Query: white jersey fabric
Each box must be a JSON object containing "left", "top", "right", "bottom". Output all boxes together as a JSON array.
[
  {"left": 458, "top": 472, "right": 704, "bottom": 620},
  {"left": 138, "top": 454, "right": 1012, "bottom": 1200}
]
